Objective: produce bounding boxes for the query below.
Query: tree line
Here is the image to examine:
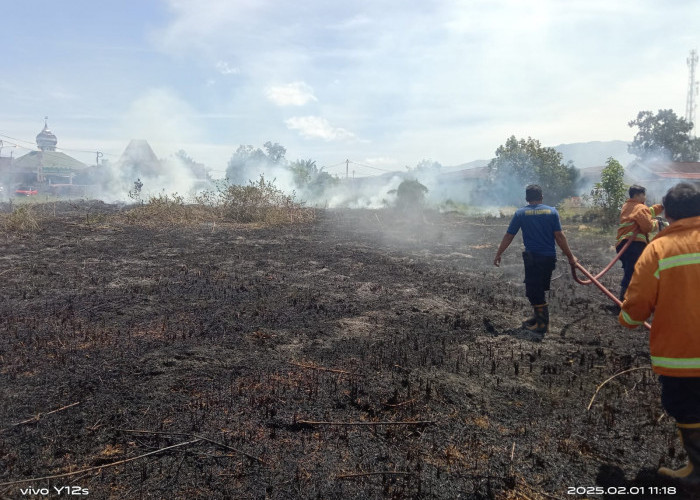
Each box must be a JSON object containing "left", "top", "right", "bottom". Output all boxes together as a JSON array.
[
  {"left": 178, "top": 108, "right": 698, "bottom": 211},
  {"left": 484, "top": 108, "right": 699, "bottom": 208}
]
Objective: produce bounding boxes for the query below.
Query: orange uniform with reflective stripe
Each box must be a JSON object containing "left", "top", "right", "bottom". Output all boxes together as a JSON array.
[
  {"left": 618, "top": 215, "right": 700, "bottom": 377},
  {"left": 616, "top": 199, "right": 664, "bottom": 244}
]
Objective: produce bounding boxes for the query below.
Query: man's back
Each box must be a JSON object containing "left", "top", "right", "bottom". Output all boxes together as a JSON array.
[
  {"left": 621, "top": 215, "right": 700, "bottom": 376},
  {"left": 617, "top": 198, "right": 663, "bottom": 243},
  {"left": 506, "top": 203, "right": 561, "bottom": 256}
]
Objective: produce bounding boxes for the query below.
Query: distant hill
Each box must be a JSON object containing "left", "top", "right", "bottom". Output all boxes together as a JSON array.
[
  {"left": 552, "top": 140, "right": 634, "bottom": 169},
  {"left": 440, "top": 159, "right": 489, "bottom": 173}
]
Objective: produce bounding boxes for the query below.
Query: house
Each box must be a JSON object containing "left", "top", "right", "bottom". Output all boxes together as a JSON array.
[
  {"left": 8, "top": 119, "right": 88, "bottom": 188},
  {"left": 626, "top": 160, "right": 700, "bottom": 200}
]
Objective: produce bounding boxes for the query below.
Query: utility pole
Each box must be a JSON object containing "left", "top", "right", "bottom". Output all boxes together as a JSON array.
[
  {"left": 686, "top": 49, "right": 698, "bottom": 136},
  {"left": 95, "top": 151, "right": 103, "bottom": 166},
  {"left": 346, "top": 159, "right": 349, "bottom": 179}
]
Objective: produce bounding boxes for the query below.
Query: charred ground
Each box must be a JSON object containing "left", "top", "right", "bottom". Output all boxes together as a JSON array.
[{"left": 0, "top": 203, "right": 693, "bottom": 499}]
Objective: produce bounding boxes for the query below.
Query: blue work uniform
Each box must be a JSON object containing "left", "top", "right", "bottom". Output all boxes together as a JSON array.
[{"left": 506, "top": 204, "right": 562, "bottom": 305}]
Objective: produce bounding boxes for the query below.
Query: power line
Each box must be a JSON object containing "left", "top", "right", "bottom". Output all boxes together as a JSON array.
[
  {"left": 322, "top": 160, "right": 395, "bottom": 173},
  {"left": 0, "top": 132, "right": 118, "bottom": 161},
  {"left": 322, "top": 161, "right": 348, "bottom": 170},
  {"left": 0, "top": 132, "right": 36, "bottom": 148},
  {"left": 348, "top": 160, "right": 394, "bottom": 173}
]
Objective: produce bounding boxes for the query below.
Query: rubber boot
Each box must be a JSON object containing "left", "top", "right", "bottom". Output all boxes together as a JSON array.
[
  {"left": 542, "top": 304, "right": 549, "bottom": 326},
  {"left": 522, "top": 314, "right": 536, "bottom": 328},
  {"left": 658, "top": 424, "right": 700, "bottom": 485},
  {"left": 523, "top": 304, "right": 548, "bottom": 334}
]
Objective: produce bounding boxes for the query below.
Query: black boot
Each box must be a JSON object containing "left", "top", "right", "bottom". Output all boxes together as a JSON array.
[
  {"left": 658, "top": 424, "right": 700, "bottom": 485},
  {"left": 523, "top": 304, "right": 548, "bottom": 334},
  {"left": 522, "top": 314, "right": 536, "bottom": 328}
]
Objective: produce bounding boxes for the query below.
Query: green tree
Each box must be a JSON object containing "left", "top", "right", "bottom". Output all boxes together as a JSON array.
[
  {"left": 390, "top": 179, "right": 428, "bottom": 211},
  {"left": 628, "top": 109, "right": 700, "bottom": 161},
  {"left": 487, "top": 136, "right": 578, "bottom": 206},
  {"left": 307, "top": 171, "right": 340, "bottom": 198},
  {"left": 288, "top": 159, "right": 339, "bottom": 199},
  {"left": 590, "top": 157, "right": 627, "bottom": 226},
  {"left": 263, "top": 141, "right": 287, "bottom": 164},
  {"left": 289, "top": 159, "right": 318, "bottom": 188},
  {"left": 226, "top": 143, "right": 286, "bottom": 185}
]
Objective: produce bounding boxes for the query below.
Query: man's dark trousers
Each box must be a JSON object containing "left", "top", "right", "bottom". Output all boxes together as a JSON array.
[
  {"left": 522, "top": 251, "right": 556, "bottom": 305},
  {"left": 616, "top": 240, "right": 646, "bottom": 300}
]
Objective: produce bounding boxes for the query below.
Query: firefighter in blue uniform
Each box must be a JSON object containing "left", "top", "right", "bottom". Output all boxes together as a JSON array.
[{"left": 493, "top": 184, "right": 577, "bottom": 333}]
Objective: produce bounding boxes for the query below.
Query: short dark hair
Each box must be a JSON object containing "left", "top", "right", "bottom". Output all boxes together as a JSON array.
[
  {"left": 525, "top": 184, "right": 543, "bottom": 202},
  {"left": 662, "top": 183, "right": 700, "bottom": 220},
  {"left": 629, "top": 185, "right": 646, "bottom": 198}
]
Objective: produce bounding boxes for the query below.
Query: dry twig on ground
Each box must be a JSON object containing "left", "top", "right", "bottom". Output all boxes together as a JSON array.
[
  {"left": 289, "top": 361, "right": 356, "bottom": 375},
  {"left": 0, "top": 439, "right": 202, "bottom": 487},
  {"left": 0, "top": 402, "right": 81, "bottom": 434},
  {"left": 296, "top": 419, "right": 435, "bottom": 427},
  {"left": 587, "top": 366, "right": 652, "bottom": 410},
  {"left": 117, "top": 429, "right": 267, "bottom": 465}
]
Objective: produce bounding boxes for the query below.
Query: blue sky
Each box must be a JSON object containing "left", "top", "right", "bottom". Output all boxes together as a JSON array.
[{"left": 1, "top": 0, "right": 698, "bottom": 177}]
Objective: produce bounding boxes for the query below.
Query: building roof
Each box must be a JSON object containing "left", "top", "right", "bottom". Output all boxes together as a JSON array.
[
  {"left": 12, "top": 150, "right": 87, "bottom": 172},
  {"left": 118, "top": 139, "right": 162, "bottom": 177},
  {"left": 578, "top": 165, "right": 637, "bottom": 185},
  {"left": 628, "top": 160, "right": 700, "bottom": 181}
]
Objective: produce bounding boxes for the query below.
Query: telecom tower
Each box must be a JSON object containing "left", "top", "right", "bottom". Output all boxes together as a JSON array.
[{"left": 686, "top": 49, "right": 698, "bottom": 136}]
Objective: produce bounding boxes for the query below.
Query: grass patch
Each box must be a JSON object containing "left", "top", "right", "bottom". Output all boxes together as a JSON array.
[{"left": 1, "top": 205, "right": 42, "bottom": 232}]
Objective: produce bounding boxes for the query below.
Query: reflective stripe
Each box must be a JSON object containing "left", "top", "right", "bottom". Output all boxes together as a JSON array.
[
  {"left": 621, "top": 310, "right": 645, "bottom": 326},
  {"left": 650, "top": 207, "right": 657, "bottom": 218},
  {"left": 654, "top": 253, "right": 700, "bottom": 278},
  {"left": 616, "top": 232, "right": 647, "bottom": 244},
  {"left": 651, "top": 356, "right": 700, "bottom": 369},
  {"left": 678, "top": 422, "right": 700, "bottom": 429}
]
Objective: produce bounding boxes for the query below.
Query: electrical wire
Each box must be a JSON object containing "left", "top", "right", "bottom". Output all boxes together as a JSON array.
[
  {"left": 349, "top": 160, "right": 394, "bottom": 173},
  {"left": 0, "top": 131, "right": 118, "bottom": 167}
]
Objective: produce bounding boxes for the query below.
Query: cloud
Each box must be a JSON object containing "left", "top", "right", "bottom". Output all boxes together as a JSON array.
[
  {"left": 216, "top": 61, "right": 240, "bottom": 75},
  {"left": 266, "top": 82, "right": 317, "bottom": 106},
  {"left": 146, "top": 1, "right": 700, "bottom": 166},
  {"left": 285, "top": 116, "right": 356, "bottom": 141}
]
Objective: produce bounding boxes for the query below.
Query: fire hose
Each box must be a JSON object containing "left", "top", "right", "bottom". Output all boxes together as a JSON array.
[{"left": 569, "top": 234, "right": 652, "bottom": 330}]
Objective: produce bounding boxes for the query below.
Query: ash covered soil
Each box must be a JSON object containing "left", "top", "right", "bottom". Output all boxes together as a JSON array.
[{"left": 0, "top": 203, "right": 693, "bottom": 499}]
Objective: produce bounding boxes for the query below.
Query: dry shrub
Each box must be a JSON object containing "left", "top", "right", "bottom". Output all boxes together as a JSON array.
[
  {"left": 202, "top": 176, "right": 315, "bottom": 225},
  {"left": 220, "top": 177, "right": 315, "bottom": 224},
  {"left": 1, "top": 205, "right": 42, "bottom": 232},
  {"left": 122, "top": 177, "right": 315, "bottom": 227},
  {"left": 123, "top": 192, "right": 215, "bottom": 227}
]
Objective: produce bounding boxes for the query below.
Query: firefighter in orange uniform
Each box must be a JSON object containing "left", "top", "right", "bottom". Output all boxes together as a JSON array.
[
  {"left": 616, "top": 184, "right": 664, "bottom": 302},
  {"left": 619, "top": 183, "right": 700, "bottom": 484}
]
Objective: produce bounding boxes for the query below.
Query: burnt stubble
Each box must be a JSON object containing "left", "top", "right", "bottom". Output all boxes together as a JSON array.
[{"left": 0, "top": 204, "right": 689, "bottom": 499}]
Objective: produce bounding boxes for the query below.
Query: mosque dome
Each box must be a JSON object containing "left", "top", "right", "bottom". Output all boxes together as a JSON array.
[{"left": 36, "top": 117, "right": 58, "bottom": 151}]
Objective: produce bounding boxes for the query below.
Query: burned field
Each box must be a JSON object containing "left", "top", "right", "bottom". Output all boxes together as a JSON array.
[{"left": 0, "top": 204, "right": 692, "bottom": 499}]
